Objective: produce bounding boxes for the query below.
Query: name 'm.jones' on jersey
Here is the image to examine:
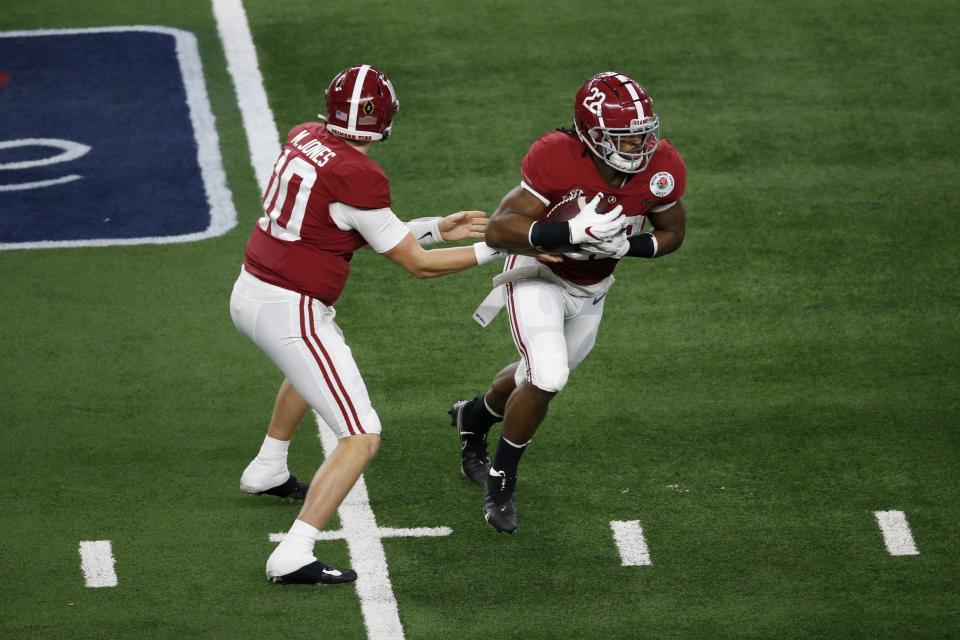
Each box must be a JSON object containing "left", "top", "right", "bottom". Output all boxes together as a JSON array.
[
  {"left": 289, "top": 130, "right": 337, "bottom": 167},
  {"left": 243, "top": 123, "right": 393, "bottom": 306}
]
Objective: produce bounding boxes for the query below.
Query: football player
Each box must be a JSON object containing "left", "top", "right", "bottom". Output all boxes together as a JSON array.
[
  {"left": 451, "top": 71, "right": 687, "bottom": 533},
  {"left": 230, "top": 64, "right": 506, "bottom": 583}
]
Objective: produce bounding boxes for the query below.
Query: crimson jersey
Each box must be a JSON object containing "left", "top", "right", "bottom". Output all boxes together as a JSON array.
[
  {"left": 522, "top": 131, "right": 686, "bottom": 285},
  {"left": 243, "top": 123, "right": 391, "bottom": 305}
]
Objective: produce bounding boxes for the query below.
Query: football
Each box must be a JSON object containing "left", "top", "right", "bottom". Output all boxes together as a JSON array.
[{"left": 545, "top": 191, "right": 619, "bottom": 223}]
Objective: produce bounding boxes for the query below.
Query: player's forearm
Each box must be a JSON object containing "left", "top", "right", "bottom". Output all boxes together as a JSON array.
[
  {"left": 651, "top": 228, "right": 683, "bottom": 256},
  {"left": 409, "top": 246, "right": 477, "bottom": 278},
  {"left": 642, "top": 200, "right": 685, "bottom": 257},
  {"left": 485, "top": 212, "right": 535, "bottom": 250},
  {"left": 486, "top": 186, "right": 549, "bottom": 252},
  {"left": 410, "top": 243, "right": 502, "bottom": 278},
  {"left": 487, "top": 217, "right": 577, "bottom": 258},
  {"left": 625, "top": 228, "right": 683, "bottom": 259}
]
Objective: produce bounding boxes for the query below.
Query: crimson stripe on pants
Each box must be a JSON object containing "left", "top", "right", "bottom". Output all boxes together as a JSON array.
[
  {"left": 306, "top": 298, "right": 366, "bottom": 434},
  {"left": 299, "top": 295, "right": 357, "bottom": 435},
  {"left": 506, "top": 281, "right": 533, "bottom": 383}
]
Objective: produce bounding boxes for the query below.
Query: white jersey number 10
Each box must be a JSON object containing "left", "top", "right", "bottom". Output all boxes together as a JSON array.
[{"left": 258, "top": 149, "right": 317, "bottom": 242}]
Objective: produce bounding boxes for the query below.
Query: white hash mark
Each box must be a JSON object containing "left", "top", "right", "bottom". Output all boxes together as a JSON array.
[
  {"left": 79, "top": 540, "right": 118, "bottom": 588},
  {"left": 610, "top": 520, "right": 652, "bottom": 566},
  {"left": 874, "top": 510, "right": 919, "bottom": 556}
]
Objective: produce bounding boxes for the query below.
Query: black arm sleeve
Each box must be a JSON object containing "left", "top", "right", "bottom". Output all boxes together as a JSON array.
[
  {"left": 626, "top": 232, "right": 657, "bottom": 258},
  {"left": 529, "top": 221, "right": 574, "bottom": 251}
]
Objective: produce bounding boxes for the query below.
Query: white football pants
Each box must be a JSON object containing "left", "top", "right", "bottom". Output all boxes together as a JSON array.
[
  {"left": 504, "top": 258, "right": 606, "bottom": 393},
  {"left": 229, "top": 268, "right": 381, "bottom": 438}
]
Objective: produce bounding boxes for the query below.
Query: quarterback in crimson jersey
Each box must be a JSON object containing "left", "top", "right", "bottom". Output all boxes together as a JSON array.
[
  {"left": 451, "top": 71, "right": 687, "bottom": 533},
  {"left": 230, "top": 65, "right": 505, "bottom": 584},
  {"left": 243, "top": 122, "right": 396, "bottom": 306}
]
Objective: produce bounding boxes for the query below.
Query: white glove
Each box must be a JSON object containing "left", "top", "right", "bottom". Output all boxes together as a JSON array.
[
  {"left": 579, "top": 233, "right": 630, "bottom": 259},
  {"left": 565, "top": 232, "right": 629, "bottom": 260},
  {"left": 567, "top": 194, "right": 625, "bottom": 244}
]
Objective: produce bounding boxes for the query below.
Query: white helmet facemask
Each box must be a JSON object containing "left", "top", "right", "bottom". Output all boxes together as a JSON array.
[{"left": 587, "top": 115, "right": 660, "bottom": 174}]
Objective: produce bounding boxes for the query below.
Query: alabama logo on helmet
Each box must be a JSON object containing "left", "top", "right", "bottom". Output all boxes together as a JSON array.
[{"left": 649, "top": 172, "right": 675, "bottom": 197}]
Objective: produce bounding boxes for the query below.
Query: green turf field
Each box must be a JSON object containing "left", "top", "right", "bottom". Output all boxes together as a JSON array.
[{"left": 2, "top": 0, "right": 959, "bottom": 638}]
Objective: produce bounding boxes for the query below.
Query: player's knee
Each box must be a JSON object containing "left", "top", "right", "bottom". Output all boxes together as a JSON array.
[
  {"left": 361, "top": 434, "right": 381, "bottom": 460},
  {"left": 531, "top": 366, "right": 569, "bottom": 394},
  {"left": 516, "top": 358, "right": 569, "bottom": 393},
  {"left": 342, "top": 433, "right": 380, "bottom": 461}
]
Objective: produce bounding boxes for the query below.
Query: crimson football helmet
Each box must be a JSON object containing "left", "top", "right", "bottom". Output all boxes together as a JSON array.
[
  {"left": 323, "top": 64, "right": 399, "bottom": 142},
  {"left": 573, "top": 72, "right": 659, "bottom": 173}
]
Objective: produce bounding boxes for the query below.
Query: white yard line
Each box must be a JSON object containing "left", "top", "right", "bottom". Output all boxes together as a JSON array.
[
  {"left": 379, "top": 527, "right": 453, "bottom": 538},
  {"left": 610, "top": 520, "right": 652, "bottom": 566},
  {"left": 317, "top": 421, "right": 405, "bottom": 640},
  {"left": 269, "top": 527, "right": 452, "bottom": 544},
  {"left": 874, "top": 510, "right": 919, "bottom": 556},
  {"left": 269, "top": 530, "right": 346, "bottom": 542},
  {"left": 78, "top": 540, "right": 118, "bottom": 588},
  {"left": 211, "top": 0, "right": 281, "bottom": 194}
]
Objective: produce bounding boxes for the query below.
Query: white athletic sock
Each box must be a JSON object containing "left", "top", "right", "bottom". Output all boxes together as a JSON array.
[
  {"left": 240, "top": 435, "right": 291, "bottom": 492},
  {"left": 266, "top": 519, "right": 319, "bottom": 577},
  {"left": 258, "top": 435, "right": 291, "bottom": 460}
]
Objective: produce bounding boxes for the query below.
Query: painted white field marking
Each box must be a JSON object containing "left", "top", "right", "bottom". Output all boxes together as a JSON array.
[
  {"left": 378, "top": 527, "right": 453, "bottom": 538},
  {"left": 0, "top": 138, "right": 91, "bottom": 170},
  {"left": 266, "top": 417, "right": 454, "bottom": 640},
  {"left": 874, "top": 510, "right": 919, "bottom": 556},
  {"left": 610, "top": 520, "right": 652, "bottom": 566},
  {"left": 318, "top": 416, "right": 445, "bottom": 640},
  {"left": 269, "top": 526, "right": 453, "bottom": 544},
  {"left": 0, "top": 174, "right": 82, "bottom": 192},
  {"left": 211, "top": 0, "right": 282, "bottom": 194},
  {"left": 0, "top": 27, "right": 236, "bottom": 250},
  {"left": 270, "top": 530, "right": 343, "bottom": 543},
  {"left": 78, "top": 540, "right": 118, "bottom": 588}
]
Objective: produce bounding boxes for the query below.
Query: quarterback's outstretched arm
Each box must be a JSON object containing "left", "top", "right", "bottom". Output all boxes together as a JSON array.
[{"left": 383, "top": 232, "right": 502, "bottom": 278}]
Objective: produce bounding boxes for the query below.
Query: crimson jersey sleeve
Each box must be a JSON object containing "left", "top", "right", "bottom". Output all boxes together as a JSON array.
[
  {"left": 327, "top": 160, "right": 392, "bottom": 210},
  {"left": 649, "top": 139, "right": 687, "bottom": 209},
  {"left": 520, "top": 132, "right": 574, "bottom": 204}
]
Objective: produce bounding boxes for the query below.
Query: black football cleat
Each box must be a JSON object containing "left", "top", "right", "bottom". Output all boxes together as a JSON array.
[
  {"left": 268, "top": 560, "right": 357, "bottom": 585},
  {"left": 483, "top": 475, "right": 518, "bottom": 534},
  {"left": 250, "top": 474, "right": 308, "bottom": 502},
  {"left": 449, "top": 399, "right": 491, "bottom": 485}
]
